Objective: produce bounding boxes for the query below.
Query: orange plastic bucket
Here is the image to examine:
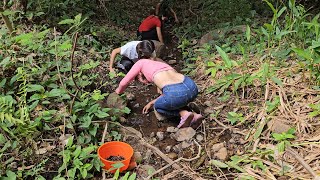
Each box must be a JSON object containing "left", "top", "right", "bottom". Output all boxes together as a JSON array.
[{"left": 98, "top": 141, "right": 134, "bottom": 173}]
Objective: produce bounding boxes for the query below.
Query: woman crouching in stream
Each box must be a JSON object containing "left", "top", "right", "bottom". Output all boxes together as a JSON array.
[{"left": 114, "top": 40, "right": 204, "bottom": 129}]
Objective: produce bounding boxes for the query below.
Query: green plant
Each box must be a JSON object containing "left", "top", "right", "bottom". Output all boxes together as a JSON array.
[
  {"left": 227, "top": 112, "right": 245, "bottom": 125},
  {"left": 309, "top": 102, "right": 320, "bottom": 117},
  {"left": 272, "top": 128, "right": 296, "bottom": 152},
  {"left": 56, "top": 137, "right": 102, "bottom": 179}
]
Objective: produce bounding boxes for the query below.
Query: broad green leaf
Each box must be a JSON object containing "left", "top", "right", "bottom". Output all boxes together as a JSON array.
[
  {"left": 73, "top": 146, "right": 82, "bottom": 158},
  {"left": 292, "top": 48, "right": 312, "bottom": 61},
  {"left": 0, "top": 78, "right": 6, "bottom": 88},
  {"left": 215, "top": 45, "right": 232, "bottom": 68},
  {"left": 0, "top": 57, "right": 11, "bottom": 67},
  {"left": 58, "top": 19, "right": 74, "bottom": 25},
  {"left": 271, "top": 76, "right": 283, "bottom": 86},
  {"left": 67, "top": 168, "right": 76, "bottom": 179},
  {"left": 27, "top": 84, "right": 45, "bottom": 93},
  {"left": 128, "top": 172, "right": 137, "bottom": 180},
  {"left": 246, "top": 25, "right": 251, "bottom": 42},
  {"left": 5, "top": 170, "right": 16, "bottom": 180},
  {"left": 277, "top": 7, "right": 287, "bottom": 18}
]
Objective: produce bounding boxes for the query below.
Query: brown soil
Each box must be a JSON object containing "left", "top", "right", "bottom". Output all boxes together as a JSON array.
[{"left": 106, "top": 155, "right": 125, "bottom": 161}]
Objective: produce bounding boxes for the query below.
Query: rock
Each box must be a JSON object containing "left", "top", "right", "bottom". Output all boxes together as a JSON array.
[
  {"left": 211, "top": 143, "right": 224, "bottom": 152},
  {"left": 125, "top": 92, "right": 135, "bottom": 101},
  {"left": 267, "top": 119, "right": 291, "bottom": 133},
  {"left": 172, "top": 127, "right": 196, "bottom": 141},
  {"left": 137, "top": 165, "right": 156, "bottom": 178},
  {"left": 166, "top": 126, "right": 178, "bottom": 133},
  {"left": 133, "top": 152, "right": 143, "bottom": 163},
  {"left": 156, "top": 132, "right": 164, "bottom": 141},
  {"left": 133, "top": 103, "right": 140, "bottom": 108},
  {"left": 196, "top": 134, "right": 204, "bottom": 142},
  {"left": 181, "top": 141, "right": 193, "bottom": 149},
  {"left": 165, "top": 146, "right": 172, "bottom": 153},
  {"left": 105, "top": 92, "right": 127, "bottom": 117},
  {"left": 168, "top": 60, "right": 177, "bottom": 65},
  {"left": 172, "top": 144, "right": 182, "bottom": 153},
  {"left": 167, "top": 152, "right": 178, "bottom": 160},
  {"left": 152, "top": 40, "right": 166, "bottom": 59},
  {"left": 150, "top": 132, "right": 155, "bottom": 138},
  {"left": 215, "top": 147, "right": 228, "bottom": 161}
]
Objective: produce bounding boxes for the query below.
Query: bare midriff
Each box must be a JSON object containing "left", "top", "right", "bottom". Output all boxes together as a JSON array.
[{"left": 153, "top": 69, "right": 185, "bottom": 89}]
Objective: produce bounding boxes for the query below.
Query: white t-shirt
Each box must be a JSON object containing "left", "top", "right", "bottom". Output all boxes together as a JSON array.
[{"left": 120, "top": 41, "right": 141, "bottom": 60}]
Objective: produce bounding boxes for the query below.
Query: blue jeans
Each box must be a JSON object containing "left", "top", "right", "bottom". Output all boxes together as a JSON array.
[{"left": 154, "top": 76, "right": 198, "bottom": 117}]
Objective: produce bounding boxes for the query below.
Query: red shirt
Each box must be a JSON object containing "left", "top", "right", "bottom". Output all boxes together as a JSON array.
[{"left": 138, "top": 16, "right": 161, "bottom": 32}]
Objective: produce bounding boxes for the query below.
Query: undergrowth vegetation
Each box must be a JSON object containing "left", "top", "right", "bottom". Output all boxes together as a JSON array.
[{"left": 0, "top": 0, "right": 319, "bottom": 179}]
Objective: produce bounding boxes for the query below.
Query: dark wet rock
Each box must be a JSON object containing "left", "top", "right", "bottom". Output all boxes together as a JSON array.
[
  {"left": 156, "top": 132, "right": 164, "bottom": 141},
  {"left": 166, "top": 126, "right": 178, "bottom": 133},
  {"left": 167, "top": 152, "right": 178, "bottom": 160},
  {"left": 172, "top": 127, "right": 196, "bottom": 141}
]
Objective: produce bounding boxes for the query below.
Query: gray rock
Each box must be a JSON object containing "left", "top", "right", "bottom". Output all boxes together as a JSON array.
[
  {"left": 196, "top": 134, "right": 204, "bottom": 142},
  {"left": 173, "top": 144, "right": 182, "bottom": 153},
  {"left": 215, "top": 147, "right": 228, "bottom": 161},
  {"left": 156, "top": 132, "right": 164, "bottom": 141},
  {"left": 181, "top": 141, "right": 193, "bottom": 149},
  {"left": 267, "top": 120, "right": 291, "bottom": 133},
  {"left": 166, "top": 126, "right": 179, "bottom": 133},
  {"left": 211, "top": 143, "right": 224, "bottom": 152},
  {"left": 133, "top": 103, "right": 140, "bottom": 108},
  {"left": 173, "top": 127, "right": 196, "bottom": 141}
]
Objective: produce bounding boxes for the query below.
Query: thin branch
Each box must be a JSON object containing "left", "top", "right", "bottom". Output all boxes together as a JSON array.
[
  {"left": 286, "top": 147, "right": 320, "bottom": 179},
  {"left": 70, "top": 32, "right": 82, "bottom": 92}
]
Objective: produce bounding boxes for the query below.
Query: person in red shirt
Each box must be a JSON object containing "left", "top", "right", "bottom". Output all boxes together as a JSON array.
[{"left": 137, "top": 13, "right": 164, "bottom": 43}]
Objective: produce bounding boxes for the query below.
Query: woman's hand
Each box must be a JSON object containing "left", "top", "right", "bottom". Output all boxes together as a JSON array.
[{"left": 142, "top": 102, "right": 153, "bottom": 114}]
